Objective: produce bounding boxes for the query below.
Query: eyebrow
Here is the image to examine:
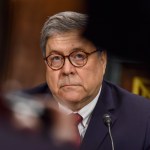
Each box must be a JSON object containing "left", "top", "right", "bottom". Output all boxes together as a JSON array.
[
  {"left": 72, "top": 47, "right": 86, "bottom": 51},
  {"left": 48, "top": 47, "right": 86, "bottom": 55}
]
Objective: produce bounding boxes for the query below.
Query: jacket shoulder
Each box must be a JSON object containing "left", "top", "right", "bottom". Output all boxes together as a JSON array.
[
  {"left": 23, "top": 83, "right": 51, "bottom": 95},
  {"left": 103, "top": 80, "right": 150, "bottom": 109}
]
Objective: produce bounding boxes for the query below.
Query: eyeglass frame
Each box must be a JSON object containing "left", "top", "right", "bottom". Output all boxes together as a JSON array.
[{"left": 43, "top": 49, "right": 101, "bottom": 70}]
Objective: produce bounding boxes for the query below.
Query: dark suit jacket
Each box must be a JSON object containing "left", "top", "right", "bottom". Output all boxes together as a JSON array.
[{"left": 18, "top": 80, "right": 150, "bottom": 150}]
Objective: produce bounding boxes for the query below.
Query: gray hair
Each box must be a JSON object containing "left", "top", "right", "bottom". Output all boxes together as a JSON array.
[{"left": 40, "top": 11, "right": 88, "bottom": 57}]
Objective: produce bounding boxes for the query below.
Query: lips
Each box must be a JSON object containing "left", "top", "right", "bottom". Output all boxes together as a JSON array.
[{"left": 60, "top": 84, "right": 80, "bottom": 88}]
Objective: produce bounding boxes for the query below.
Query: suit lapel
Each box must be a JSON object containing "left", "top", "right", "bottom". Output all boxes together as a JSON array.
[
  {"left": 80, "top": 81, "right": 119, "bottom": 150},
  {"left": 81, "top": 100, "right": 109, "bottom": 150}
]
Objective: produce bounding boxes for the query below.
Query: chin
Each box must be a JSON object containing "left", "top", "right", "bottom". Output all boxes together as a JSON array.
[
  {"left": 63, "top": 96, "right": 81, "bottom": 102},
  {"left": 58, "top": 88, "right": 85, "bottom": 102},
  {"left": 60, "top": 93, "right": 83, "bottom": 103}
]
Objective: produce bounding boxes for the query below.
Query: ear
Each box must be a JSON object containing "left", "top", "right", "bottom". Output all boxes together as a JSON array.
[{"left": 100, "top": 51, "right": 107, "bottom": 75}]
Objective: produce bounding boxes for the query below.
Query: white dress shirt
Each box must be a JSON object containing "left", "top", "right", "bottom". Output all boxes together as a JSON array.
[{"left": 58, "top": 86, "right": 102, "bottom": 139}]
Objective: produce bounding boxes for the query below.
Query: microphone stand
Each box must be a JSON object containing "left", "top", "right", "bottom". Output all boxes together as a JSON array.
[{"left": 103, "top": 114, "right": 114, "bottom": 150}]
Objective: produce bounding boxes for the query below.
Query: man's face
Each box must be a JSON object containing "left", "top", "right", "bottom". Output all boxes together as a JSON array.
[{"left": 45, "top": 30, "right": 107, "bottom": 110}]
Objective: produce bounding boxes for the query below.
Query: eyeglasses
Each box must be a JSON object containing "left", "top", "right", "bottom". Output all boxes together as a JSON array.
[{"left": 44, "top": 49, "right": 99, "bottom": 70}]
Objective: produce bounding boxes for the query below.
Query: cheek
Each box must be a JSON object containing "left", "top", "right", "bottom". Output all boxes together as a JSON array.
[
  {"left": 84, "top": 69, "right": 101, "bottom": 86},
  {"left": 81, "top": 61, "right": 104, "bottom": 90}
]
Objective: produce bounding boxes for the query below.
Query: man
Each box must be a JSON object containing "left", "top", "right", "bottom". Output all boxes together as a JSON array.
[{"left": 29, "top": 11, "right": 150, "bottom": 150}]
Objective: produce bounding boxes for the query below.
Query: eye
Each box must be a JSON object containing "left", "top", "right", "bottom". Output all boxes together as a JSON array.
[
  {"left": 50, "top": 55, "right": 62, "bottom": 62},
  {"left": 73, "top": 52, "right": 86, "bottom": 60}
]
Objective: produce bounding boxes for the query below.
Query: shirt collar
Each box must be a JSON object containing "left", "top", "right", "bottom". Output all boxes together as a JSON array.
[{"left": 78, "top": 86, "right": 101, "bottom": 127}]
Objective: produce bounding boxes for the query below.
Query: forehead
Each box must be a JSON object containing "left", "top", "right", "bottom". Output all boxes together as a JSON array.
[{"left": 45, "top": 31, "right": 96, "bottom": 55}]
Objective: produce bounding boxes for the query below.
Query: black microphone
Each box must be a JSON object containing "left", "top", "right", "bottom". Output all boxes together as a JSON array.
[{"left": 103, "top": 114, "right": 114, "bottom": 150}]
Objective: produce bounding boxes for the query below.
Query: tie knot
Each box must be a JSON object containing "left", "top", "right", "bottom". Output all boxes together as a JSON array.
[{"left": 70, "top": 113, "right": 83, "bottom": 126}]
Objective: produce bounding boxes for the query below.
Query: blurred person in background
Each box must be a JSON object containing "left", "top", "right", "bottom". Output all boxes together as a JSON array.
[
  {"left": 1, "top": 89, "right": 79, "bottom": 150},
  {"left": 0, "top": 90, "right": 71, "bottom": 150},
  {"left": 24, "top": 11, "right": 150, "bottom": 150}
]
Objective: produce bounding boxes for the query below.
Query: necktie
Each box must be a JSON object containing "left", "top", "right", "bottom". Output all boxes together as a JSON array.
[{"left": 70, "top": 113, "right": 83, "bottom": 147}]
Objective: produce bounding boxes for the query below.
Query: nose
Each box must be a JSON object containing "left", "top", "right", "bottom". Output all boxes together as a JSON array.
[{"left": 61, "top": 57, "right": 76, "bottom": 75}]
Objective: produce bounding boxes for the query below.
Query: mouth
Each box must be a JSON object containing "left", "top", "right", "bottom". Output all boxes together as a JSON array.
[{"left": 60, "top": 84, "right": 80, "bottom": 88}]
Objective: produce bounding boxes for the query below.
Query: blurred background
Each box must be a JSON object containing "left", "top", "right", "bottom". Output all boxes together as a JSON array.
[{"left": 0, "top": 0, "right": 150, "bottom": 98}]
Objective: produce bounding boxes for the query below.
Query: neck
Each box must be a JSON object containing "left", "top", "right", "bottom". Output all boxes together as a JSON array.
[{"left": 58, "top": 96, "right": 95, "bottom": 112}]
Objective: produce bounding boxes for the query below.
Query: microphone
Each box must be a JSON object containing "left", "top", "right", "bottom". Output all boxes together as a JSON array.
[{"left": 103, "top": 114, "right": 114, "bottom": 150}]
